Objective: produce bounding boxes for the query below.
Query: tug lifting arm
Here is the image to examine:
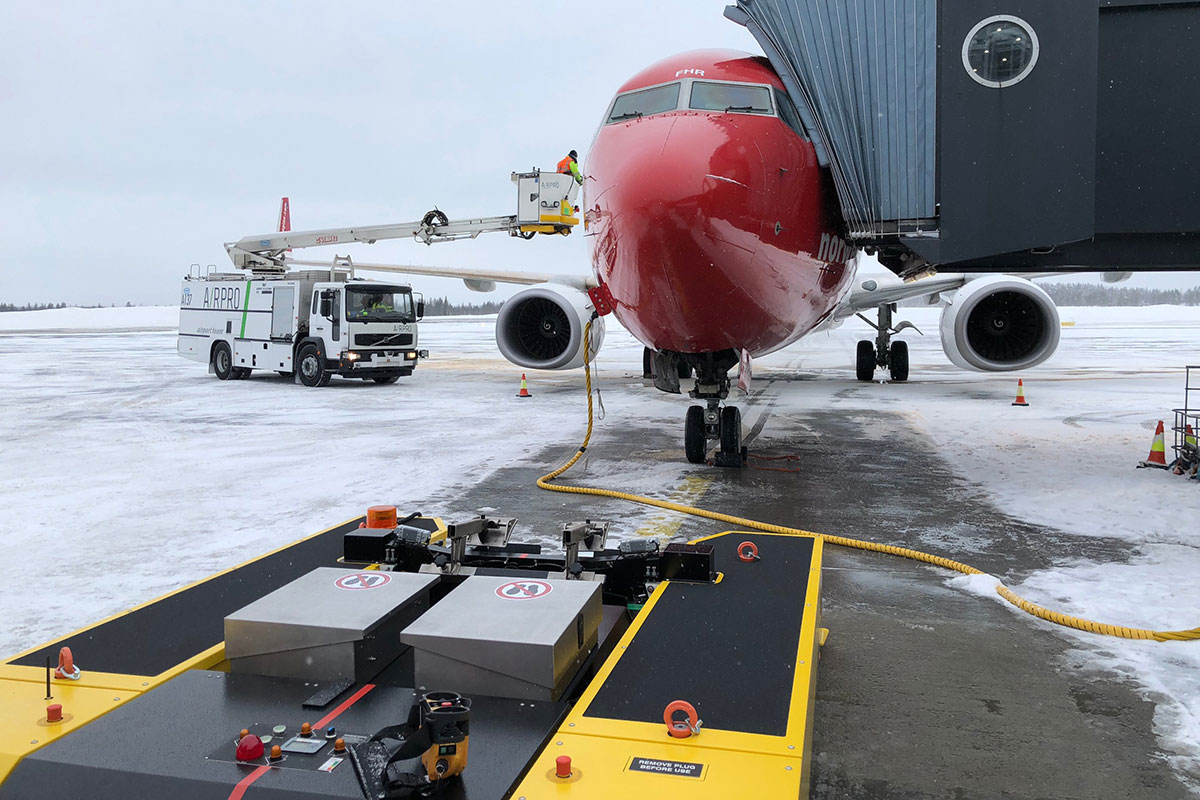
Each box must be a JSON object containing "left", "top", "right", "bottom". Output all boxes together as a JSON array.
[{"left": 226, "top": 170, "right": 580, "bottom": 271}]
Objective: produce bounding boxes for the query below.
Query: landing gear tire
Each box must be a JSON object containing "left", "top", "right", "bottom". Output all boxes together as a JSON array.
[
  {"left": 856, "top": 340, "right": 876, "bottom": 382},
  {"left": 297, "top": 345, "right": 327, "bottom": 388},
  {"left": 888, "top": 340, "right": 909, "bottom": 382},
  {"left": 373, "top": 376, "right": 400, "bottom": 385},
  {"left": 684, "top": 405, "right": 707, "bottom": 464},
  {"left": 720, "top": 406, "right": 741, "bottom": 454},
  {"left": 212, "top": 342, "right": 234, "bottom": 381},
  {"left": 642, "top": 347, "right": 655, "bottom": 379},
  {"left": 677, "top": 361, "right": 693, "bottom": 380}
]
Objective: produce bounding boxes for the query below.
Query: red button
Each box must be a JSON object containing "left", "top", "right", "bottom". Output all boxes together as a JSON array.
[
  {"left": 236, "top": 734, "right": 264, "bottom": 761},
  {"left": 555, "top": 755, "right": 572, "bottom": 778},
  {"left": 46, "top": 704, "right": 63, "bottom": 723}
]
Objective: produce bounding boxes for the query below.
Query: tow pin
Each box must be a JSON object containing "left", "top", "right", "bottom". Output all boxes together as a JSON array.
[{"left": 737, "top": 541, "right": 760, "bottom": 563}]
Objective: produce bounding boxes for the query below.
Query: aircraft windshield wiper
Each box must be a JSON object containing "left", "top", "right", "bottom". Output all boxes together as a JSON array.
[
  {"left": 725, "top": 105, "right": 770, "bottom": 113},
  {"left": 610, "top": 111, "right": 644, "bottom": 121}
]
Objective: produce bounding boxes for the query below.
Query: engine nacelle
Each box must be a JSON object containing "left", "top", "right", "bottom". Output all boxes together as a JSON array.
[
  {"left": 495, "top": 283, "right": 605, "bottom": 370},
  {"left": 939, "top": 275, "right": 1060, "bottom": 371}
]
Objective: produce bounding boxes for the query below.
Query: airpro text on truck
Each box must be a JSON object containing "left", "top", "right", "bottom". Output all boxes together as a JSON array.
[{"left": 178, "top": 267, "right": 428, "bottom": 386}]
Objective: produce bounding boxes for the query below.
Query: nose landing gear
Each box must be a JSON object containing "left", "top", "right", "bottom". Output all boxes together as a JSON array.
[{"left": 677, "top": 351, "right": 745, "bottom": 467}]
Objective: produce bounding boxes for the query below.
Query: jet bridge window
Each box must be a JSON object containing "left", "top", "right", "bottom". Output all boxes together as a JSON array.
[
  {"left": 963, "top": 15, "right": 1039, "bottom": 88},
  {"left": 606, "top": 83, "right": 681, "bottom": 123},
  {"left": 689, "top": 81, "right": 774, "bottom": 115}
]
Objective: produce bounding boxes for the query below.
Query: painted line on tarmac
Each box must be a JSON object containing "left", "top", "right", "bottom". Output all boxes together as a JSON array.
[{"left": 635, "top": 475, "right": 715, "bottom": 539}]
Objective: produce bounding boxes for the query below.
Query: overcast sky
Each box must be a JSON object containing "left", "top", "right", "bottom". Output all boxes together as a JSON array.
[
  {"left": 1, "top": 2, "right": 1194, "bottom": 306},
  {"left": 0, "top": 1, "right": 759, "bottom": 305}
]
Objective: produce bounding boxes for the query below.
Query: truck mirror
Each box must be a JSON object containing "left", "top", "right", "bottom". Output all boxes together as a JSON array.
[
  {"left": 319, "top": 296, "right": 332, "bottom": 317},
  {"left": 416, "top": 300, "right": 425, "bottom": 320}
]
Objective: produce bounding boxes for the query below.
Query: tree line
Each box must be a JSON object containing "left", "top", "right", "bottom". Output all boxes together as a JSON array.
[
  {"left": 1041, "top": 283, "right": 1200, "bottom": 306},
  {"left": 421, "top": 296, "right": 505, "bottom": 316},
  {"left": 0, "top": 302, "right": 134, "bottom": 312}
]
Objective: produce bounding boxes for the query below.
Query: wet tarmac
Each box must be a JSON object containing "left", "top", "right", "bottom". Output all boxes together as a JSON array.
[{"left": 433, "top": 387, "right": 1190, "bottom": 800}]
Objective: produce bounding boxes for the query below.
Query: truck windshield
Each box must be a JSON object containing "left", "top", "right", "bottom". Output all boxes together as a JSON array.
[{"left": 347, "top": 286, "right": 415, "bottom": 322}]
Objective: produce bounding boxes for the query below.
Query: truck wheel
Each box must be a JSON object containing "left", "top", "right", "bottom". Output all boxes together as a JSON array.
[
  {"left": 212, "top": 342, "right": 234, "bottom": 380},
  {"left": 231, "top": 367, "right": 251, "bottom": 380},
  {"left": 297, "top": 345, "right": 326, "bottom": 387},
  {"left": 372, "top": 376, "right": 400, "bottom": 385}
]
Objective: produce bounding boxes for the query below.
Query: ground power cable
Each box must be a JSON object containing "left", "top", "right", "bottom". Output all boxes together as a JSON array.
[{"left": 536, "top": 321, "right": 1200, "bottom": 643}]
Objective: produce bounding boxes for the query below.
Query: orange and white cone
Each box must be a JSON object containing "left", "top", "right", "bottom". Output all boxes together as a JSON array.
[
  {"left": 1138, "top": 420, "right": 1169, "bottom": 469},
  {"left": 516, "top": 373, "right": 532, "bottom": 398},
  {"left": 1011, "top": 379, "right": 1029, "bottom": 407}
]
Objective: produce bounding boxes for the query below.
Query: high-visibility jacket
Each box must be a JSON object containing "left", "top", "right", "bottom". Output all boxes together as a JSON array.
[{"left": 557, "top": 155, "right": 583, "bottom": 185}]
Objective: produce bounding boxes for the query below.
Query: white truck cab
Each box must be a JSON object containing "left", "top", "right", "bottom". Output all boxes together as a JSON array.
[{"left": 178, "top": 269, "right": 428, "bottom": 386}]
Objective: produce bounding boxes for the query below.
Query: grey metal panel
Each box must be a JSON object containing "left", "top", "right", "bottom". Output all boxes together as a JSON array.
[
  {"left": 1094, "top": 2, "right": 1200, "bottom": 233},
  {"left": 225, "top": 568, "right": 437, "bottom": 658},
  {"left": 728, "top": 0, "right": 937, "bottom": 235},
  {"left": 933, "top": 0, "right": 1098, "bottom": 264},
  {"left": 402, "top": 575, "right": 601, "bottom": 692}
]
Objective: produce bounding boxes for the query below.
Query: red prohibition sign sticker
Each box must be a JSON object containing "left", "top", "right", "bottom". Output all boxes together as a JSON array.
[
  {"left": 335, "top": 572, "right": 392, "bottom": 590},
  {"left": 495, "top": 579, "right": 553, "bottom": 600}
]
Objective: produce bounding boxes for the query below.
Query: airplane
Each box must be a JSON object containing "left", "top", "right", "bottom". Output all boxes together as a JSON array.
[{"left": 265, "top": 49, "right": 1079, "bottom": 466}]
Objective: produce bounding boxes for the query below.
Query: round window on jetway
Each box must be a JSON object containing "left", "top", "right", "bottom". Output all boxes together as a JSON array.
[{"left": 962, "top": 15, "right": 1039, "bottom": 88}]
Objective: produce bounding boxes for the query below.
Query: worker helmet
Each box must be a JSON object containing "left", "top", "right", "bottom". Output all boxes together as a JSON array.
[{"left": 568, "top": 149, "right": 578, "bottom": 159}]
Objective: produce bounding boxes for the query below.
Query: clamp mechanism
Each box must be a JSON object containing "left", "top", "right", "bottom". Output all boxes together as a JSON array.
[{"left": 561, "top": 520, "right": 610, "bottom": 578}]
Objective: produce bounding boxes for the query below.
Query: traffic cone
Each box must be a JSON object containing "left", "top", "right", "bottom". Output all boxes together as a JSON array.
[
  {"left": 516, "top": 373, "right": 532, "bottom": 398},
  {"left": 1138, "top": 420, "right": 1169, "bottom": 469},
  {"left": 1011, "top": 379, "right": 1029, "bottom": 407},
  {"left": 1186, "top": 424, "right": 1198, "bottom": 449}
]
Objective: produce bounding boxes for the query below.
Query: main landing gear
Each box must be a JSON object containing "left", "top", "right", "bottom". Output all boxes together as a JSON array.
[
  {"left": 651, "top": 349, "right": 744, "bottom": 467},
  {"left": 855, "top": 303, "right": 919, "bottom": 382}
]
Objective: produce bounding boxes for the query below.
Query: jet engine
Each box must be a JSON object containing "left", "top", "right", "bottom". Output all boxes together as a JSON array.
[
  {"left": 939, "top": 275, "right": 1060, "bottom": 371},
  {"left": 495, "top": 284, "right": 605, "bottom": 370}
]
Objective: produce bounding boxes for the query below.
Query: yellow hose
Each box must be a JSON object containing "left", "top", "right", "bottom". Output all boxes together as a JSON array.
[{"left": 537, "top": 321, "right": 1200, "bottom": 643}]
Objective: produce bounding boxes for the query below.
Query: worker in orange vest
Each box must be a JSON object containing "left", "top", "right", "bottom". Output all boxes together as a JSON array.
[
  {"left": 556, "top": 150, "right": 583, "bottom": 217},
  {"left": 557, "top": 150, "right": 583, "bottom": 185}
]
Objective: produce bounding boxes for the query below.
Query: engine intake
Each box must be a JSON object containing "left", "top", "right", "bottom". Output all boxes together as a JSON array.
[
  {"left": 939, "top": 276, "right": 1060, "bottom": 371},
  {"left": 495, "top": 284, "right": 605, "bottom": 370}
]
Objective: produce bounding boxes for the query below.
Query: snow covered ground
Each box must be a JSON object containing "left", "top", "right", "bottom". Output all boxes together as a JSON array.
[{"left": 1, "top": 303, "right": 1198, "bottom": 788}]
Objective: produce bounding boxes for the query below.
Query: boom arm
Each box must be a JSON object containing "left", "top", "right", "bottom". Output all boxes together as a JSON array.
[{"left": 225, "top": 171, "right": 580, "bottom": 271}]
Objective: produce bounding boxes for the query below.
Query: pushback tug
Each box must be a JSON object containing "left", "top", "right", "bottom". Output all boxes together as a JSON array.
[
  {"left": 0, "top": 507, "right": 825, "bottom": 798},
  {"left": 178, "top": 169, "right": 581, "bottom": 386}
]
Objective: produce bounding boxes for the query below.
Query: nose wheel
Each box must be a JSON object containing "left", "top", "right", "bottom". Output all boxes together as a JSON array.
[{"left": 684, "top": 401, "right": 744, "bottom": 466}]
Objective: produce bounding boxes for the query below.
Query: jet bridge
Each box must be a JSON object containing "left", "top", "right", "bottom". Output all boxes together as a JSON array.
[{"left": 726, "top": 0, "right": 1200, "bottom": 277}]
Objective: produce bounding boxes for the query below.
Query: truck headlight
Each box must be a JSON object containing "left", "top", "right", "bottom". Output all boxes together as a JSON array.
[
  {"left": 405, "top": 351, "right": 416, "bottom": 360},
  {"left": 347, "top": 352, "right": 360, "bottom": 361}
]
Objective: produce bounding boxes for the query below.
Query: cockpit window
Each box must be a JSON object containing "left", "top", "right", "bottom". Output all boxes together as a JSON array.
[
  {"left": 689, "top": 81, "right": 774, "bottom": 115},
  {"left": 607, "top": 83, "right": 681, "bottom": 123},
  {"left": 773, "top": 87, "right": 807, "bottom": 138}
]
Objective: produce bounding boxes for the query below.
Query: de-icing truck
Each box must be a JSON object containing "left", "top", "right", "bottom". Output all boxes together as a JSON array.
[
  {"left": 178, "top": 267, "right": 428, "bottom": 386},
  {"left": 178, "top": 170, "right": 582, "bottom": 386}
]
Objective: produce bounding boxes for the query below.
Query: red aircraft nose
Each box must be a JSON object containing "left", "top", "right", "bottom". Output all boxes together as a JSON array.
[{"left": 588, "top": 113, "right": 778, "bottom": 354}]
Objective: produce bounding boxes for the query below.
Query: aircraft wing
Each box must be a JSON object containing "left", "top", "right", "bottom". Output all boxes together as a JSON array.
[
  {"left": 833, "top": 272, "right": 970, "bottom": 318},
  {"left": 284, "top": 258, "right": 596, "bottom": 293}
]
